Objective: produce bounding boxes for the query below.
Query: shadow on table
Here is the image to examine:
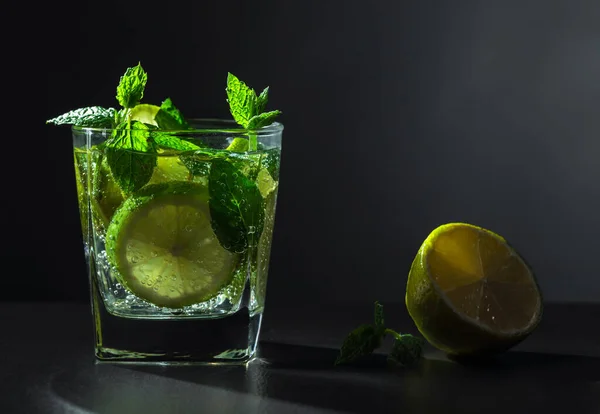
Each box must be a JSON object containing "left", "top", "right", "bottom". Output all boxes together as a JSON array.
[{"left": 47, "top": 341, "right": 600, "bottom": 414}]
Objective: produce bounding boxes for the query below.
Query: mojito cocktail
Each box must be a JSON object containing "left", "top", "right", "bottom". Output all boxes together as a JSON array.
[{"left": 50, "top": 64, "right": 283, "bottom": 363}]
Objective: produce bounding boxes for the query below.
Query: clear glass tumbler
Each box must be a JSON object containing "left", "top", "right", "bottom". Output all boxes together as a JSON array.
[{"left": 71, "top": 119, "right": 283, "bottom": 364}]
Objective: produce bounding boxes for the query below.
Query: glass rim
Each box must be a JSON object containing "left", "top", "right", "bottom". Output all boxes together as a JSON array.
[{"left": 71, "top": 118, "right": 284, "bottom": 134}]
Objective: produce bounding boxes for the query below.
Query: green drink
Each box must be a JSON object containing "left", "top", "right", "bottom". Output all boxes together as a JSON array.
[{"left": 50, "top": 64, "right": 283, "bottom": 363}]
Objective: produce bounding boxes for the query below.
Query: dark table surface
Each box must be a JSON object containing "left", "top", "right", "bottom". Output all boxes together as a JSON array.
[{"left": 1, "top": 301, "right": 599, "bottom": 414}]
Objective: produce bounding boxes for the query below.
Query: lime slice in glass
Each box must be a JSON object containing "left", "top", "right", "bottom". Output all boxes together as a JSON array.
[{"left": 105, "top": 181, "right": 238, "bottom": 308}]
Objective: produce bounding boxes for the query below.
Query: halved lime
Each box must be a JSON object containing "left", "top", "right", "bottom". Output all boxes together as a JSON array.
[
  {"left": 130, "top": 104, "right": 160, "bottom": 126},
  {"left": 105, "top": 181, "right": 238, "bottom": 308},
  {"left": 406, "top": 222, "right": 543, "bottom": 356}
]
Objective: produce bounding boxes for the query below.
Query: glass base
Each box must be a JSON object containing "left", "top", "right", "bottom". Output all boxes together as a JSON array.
[{"left": 91, "top": 282, "right": 262, "bottom": 365}]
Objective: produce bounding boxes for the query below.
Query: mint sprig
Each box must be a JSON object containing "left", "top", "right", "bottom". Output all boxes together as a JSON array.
[
  {"left": 104, "top": 64, "right": 159, "bottom": 193},
  {"left": 335, "top": 324, "right": 384, "bottom": 366},
  {"left": 226, "top": 73, "right": 281, "bottom": 151},
  {"left": 335, "top": 301, "right": 425, "bottom": 367}
]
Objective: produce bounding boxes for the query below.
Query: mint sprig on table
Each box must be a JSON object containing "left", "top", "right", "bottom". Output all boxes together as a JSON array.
[{"left": 336, "top": 302, "right": 425, "bottom": 367}]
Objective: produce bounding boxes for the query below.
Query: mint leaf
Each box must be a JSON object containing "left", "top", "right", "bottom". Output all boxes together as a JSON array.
[
  {"left": 208, "top": 159, "right": 265, "bottom": 253},
  {"left": 105, "top": 121, "right": 157, "bottom": 194},
  {"left": 154, "top": 98, "right": 190, "bottom": 130},
  {"left": 388, "top": 334, "right": 424, "bottom": 367},
  {"left": 247, "top": 110, "right": 282, "bottom": 130},
  {"left": 335, "top": 301, "right": 387, "bottom": 365},
  {"left": 225, "top": 75, "right": 281, "bottom": 130},
  {"left": 255, "top": 87, "right": 269, "bottom": 114},
  {"left": 226, "top": 72, "right": 257, "bottom": 127},
  {"left": 153, "top": 133, "right": 202, "bottom": 151},
  {"left": 374, "top": 301, "right": 384, "bottom": 329},
  {"left": 335, "top": 324, "right": 383, "bottom": 366},
  {"left": 336, "top": 301, "right": 425, "bottom": 368},
  {"left": 116, "top": 63, "right": 148, "bottom": 108},
  {"left": 46, "top": 107, "right": 117, "bottom": 127}
]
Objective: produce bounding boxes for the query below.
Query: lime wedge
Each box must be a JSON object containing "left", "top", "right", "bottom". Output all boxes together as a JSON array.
[
  {"left": 105, "top": 181, "right": 238, "bottom": 308},
  {"left": 226, "top": 138, "right": 249, "bottom": 153},
  {"left": 257, "top": 168, "right": 277, "bottom": 198},
  {"left": 130, "top": 104, "right": 160, "bottom": 126},
  {"left": 149, "top": 155, "right": 191, "bottom": 184}
]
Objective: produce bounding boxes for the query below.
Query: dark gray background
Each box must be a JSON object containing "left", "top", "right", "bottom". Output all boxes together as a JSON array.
[{"left": 7, "top": 0, "right": 600, "bottom": 303}]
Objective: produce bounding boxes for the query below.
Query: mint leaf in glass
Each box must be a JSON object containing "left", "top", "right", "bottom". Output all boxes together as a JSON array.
[
  {"left": 116, "top": 62, "right": 148, "bottom": 109},
  {"left": 105, "top": 121, "right": 157, "bottom": 194},
  {"left": 208, "top": 159, "right": 265, "bottom": 253},
  {"left": 46, "top": 107, "right": 117, "bottom": 127}
]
